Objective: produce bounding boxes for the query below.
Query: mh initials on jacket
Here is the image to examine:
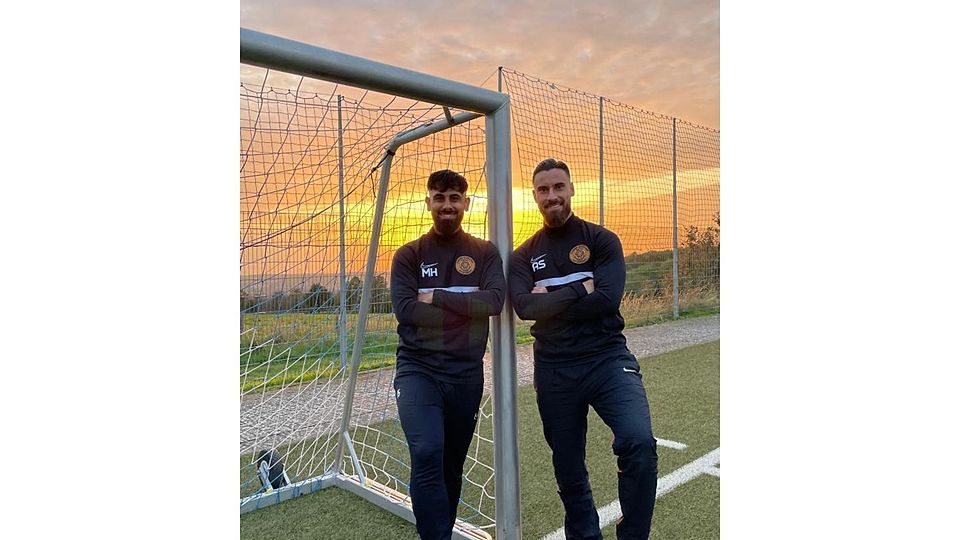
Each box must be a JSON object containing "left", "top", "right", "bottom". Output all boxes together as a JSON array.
[{"left": 421, "top": 262, "right": 439, "bottom": 277}]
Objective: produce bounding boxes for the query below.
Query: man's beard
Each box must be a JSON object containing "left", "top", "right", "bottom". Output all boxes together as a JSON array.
[
  {"left": 541, "top": 201, "right": 571, "bottom": 227},
  {"left": 433, "top": 213, "right": 462, "bottom": 235}
]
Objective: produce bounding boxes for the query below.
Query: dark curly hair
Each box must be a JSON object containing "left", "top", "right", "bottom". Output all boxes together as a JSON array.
[{"left": 427, "top": 169, "right": 468, "bottom": 193}]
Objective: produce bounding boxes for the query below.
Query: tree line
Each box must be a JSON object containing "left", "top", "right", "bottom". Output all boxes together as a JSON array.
[
  {"left": 624, "top": 212, "right": 720, "bottom": 296},
  {"left": 241, "top": 274, "right": 392, "bottom": 314}
]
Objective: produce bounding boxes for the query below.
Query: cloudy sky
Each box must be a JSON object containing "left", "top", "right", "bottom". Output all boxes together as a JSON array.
[{"left": 240, "top": 0, "right": 719, "bottom": 128}]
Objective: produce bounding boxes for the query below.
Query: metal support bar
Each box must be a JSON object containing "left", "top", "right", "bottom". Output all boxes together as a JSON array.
[
  {"left": 333, "top": 111, "right": 483, "bottom": 477},
  {"left": 338, "top": 95, "right": 348, "bottom": 368},
  {"left": 672, "top": 117, "right": 680, "bottom": 319},
  {"left": 343, "top": 431, "right": 366, "bottom": 484},
  {"left": 599, "top": 96, "right": 605, "bottom": 226}
]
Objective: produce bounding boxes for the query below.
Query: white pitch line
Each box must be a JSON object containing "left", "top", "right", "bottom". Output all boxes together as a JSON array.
[
  {"left": 702, "top": 465, "right": 720, "bottom": 477},
  {"left": 541, "top": 447, "right": 720, "bottom": 540},
  {"left": 655, "top": 447, "right": 720, "bottom": 498},
  {"left": 656, "top": 438, "right": 688, "bottom": 450}
]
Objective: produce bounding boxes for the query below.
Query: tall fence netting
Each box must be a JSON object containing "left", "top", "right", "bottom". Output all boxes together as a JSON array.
[{"left": 501, "top": 68, "right": 719, "bottom": 322}]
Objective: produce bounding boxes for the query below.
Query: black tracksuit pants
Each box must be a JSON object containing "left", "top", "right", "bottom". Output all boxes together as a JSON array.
[
  {"left": 534, "top": 353, "right": 658, "bottom": 540},
  {"left": 395, "top": 372, "right": 483, "bottom": 540}
]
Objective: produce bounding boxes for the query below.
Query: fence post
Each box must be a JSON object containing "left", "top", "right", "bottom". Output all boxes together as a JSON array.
[
  {"left": 672, "top": 117, "right": 680, "bottom": 319},
  {"left": 599, "top": 96, "right": 604, "bottom": 227},
  {"left": 338, "top": 95, "right": 348, "bottom": 368}
]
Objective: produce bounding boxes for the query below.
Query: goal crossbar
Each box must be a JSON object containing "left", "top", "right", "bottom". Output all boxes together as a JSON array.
[{"left": 240, "top": 28, "right": 506, "bottom": 114}]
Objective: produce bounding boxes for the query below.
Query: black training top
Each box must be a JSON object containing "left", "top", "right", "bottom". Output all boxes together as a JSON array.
[
  {"left": 391, "top": 228, "right": 505, "bottom": 384},
  {"left": 509, "top": 214, "right": 629, "bottom": 365}
]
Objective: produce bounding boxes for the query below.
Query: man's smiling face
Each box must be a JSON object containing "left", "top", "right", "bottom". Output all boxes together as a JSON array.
[
  {"left": 426, "top": 188, "right": 470, "bottom": 235},
  {"left": 533, "top": 167, "right": 574, "bottom": 227}
]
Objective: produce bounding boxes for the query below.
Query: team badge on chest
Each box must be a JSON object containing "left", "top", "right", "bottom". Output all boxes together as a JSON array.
[
  {"left": 569, "top": 244, "right": 591, "bottom": 264},
  {"left": 456, "top": 255, "right": 476, "bottom": 275}
]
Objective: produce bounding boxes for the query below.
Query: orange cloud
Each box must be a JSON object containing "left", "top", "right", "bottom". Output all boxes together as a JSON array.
[{"left": 240, "top": 0, "right": 719, "bottom": 128}]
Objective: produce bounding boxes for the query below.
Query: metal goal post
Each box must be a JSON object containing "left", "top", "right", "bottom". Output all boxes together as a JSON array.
[{"left": 240, "top": 28, "right": 521, "bottom": 540}]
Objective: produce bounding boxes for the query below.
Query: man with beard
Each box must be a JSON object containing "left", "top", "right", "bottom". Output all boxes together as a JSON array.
[
  {"left": 509, "top": 158, "right": 658, "bottom": 540},
  {"left": 390, "top": 169, "right": 505, "bottom": 540}
]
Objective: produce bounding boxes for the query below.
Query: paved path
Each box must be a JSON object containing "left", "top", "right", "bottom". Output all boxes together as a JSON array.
[{"left": 240, "top": 315, "right": 719, "bottom": 454}]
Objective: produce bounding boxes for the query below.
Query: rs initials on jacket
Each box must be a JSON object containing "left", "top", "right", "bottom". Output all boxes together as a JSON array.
[{"left": 531, "top": 254, "right": 547, "bottom": 272}]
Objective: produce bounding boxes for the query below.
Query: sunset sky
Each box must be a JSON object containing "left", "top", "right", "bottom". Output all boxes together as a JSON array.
[
  {"left": 239, "top": 0, "right": 719, "bottom": 128},
  {"left": 240, "top": 0, "right": 719, "bottom": 290}
]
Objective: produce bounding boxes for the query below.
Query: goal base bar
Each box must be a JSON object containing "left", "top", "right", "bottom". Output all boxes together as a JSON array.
[
  {"left": 241, "top": 472, "right": 491, "bottom": 540},
  {"left": 240, "top": 472, "right": 337, "bottom": 514},
  {"left": 336, "top": 475, "right": 492, "bottom": 540}
]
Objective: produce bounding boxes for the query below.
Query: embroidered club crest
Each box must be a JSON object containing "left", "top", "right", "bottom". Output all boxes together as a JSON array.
[
  {"left": 569, "top": 244, "right": 590, "bottom": 264},
  {"left": 456, "top": 255, "right": 476, "bottom": 275}
]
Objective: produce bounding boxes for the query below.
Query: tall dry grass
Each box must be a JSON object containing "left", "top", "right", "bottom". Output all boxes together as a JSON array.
[{"left": 621, "top": 286, "right": 720, "bottom": 327}]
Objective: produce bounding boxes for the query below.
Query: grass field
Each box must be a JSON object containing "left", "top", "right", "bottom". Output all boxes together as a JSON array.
[{"left": 240, "top": 340, "right": 720, "bottom": 539}]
